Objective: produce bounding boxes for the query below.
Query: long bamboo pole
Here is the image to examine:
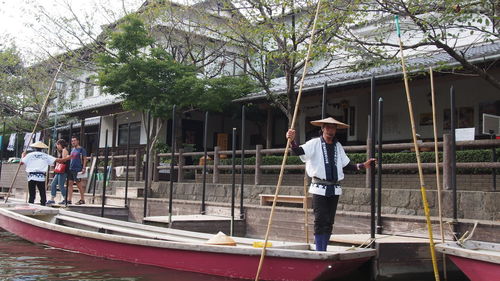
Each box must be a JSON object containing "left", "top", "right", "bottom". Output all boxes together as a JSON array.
[
  {"left": 394, "top": 16, "right": 440, "bottom": 281},
  {"left": 4, "top": 62, "right": 64, "bottom": 203},
  {"left": 430, "top": 67, "right": 447, "bottom": 280},
  {"left": 253, "top": 2, "right": 322, "bottom": 280},
  {"left": 303, "top": 171, "right": 309, "bottom": 243}
]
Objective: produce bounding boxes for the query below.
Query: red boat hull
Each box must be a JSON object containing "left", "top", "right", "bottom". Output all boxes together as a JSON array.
[
  {"left": 0, "top": 213, "right": 369, "bottom": 281},
  {"left": 448, "top": 255, "right": 500, "bottom": 281}
]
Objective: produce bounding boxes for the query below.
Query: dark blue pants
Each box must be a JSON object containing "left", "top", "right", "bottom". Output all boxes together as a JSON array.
[
  {"left": 28, "top": 180, "right": 47, "bottom": 206},
  {"left": 312, "top": 194, "right": 339, "bottom": 235}
]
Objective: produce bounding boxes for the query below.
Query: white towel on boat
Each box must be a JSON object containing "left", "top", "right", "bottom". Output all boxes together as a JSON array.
[{"left": 7, "top": 133, "right": 16, "bottom": 151}]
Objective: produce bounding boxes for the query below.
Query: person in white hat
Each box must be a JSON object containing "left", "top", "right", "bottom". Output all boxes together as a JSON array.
[
  {"left": 20, "top": 141, "right": 56, "bottom": 206},
  {"left": 286, "top": 117, "right": 376, "bottom": 251}
]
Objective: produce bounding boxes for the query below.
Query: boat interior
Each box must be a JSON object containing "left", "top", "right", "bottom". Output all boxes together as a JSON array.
[
  {"left": 436, "top": 240, "right": 500, "bottom": 264},
  {"left": 2, "top": 202, "right": 319, "bottom": 251}
]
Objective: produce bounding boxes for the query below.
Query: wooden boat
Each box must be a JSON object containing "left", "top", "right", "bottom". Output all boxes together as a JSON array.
[
  {"left": 0, "top": 202, "right": 375, "bottom": 281},
  {"left": 436, "top": 240, "right": 500, "bottom": 281}
]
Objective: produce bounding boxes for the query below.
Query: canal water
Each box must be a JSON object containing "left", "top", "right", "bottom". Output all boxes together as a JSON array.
[
  {"left": 0, "top": 230, "right": 469, "bottom": 281},
  {"left": 0, "top": 230, "right": 235, "bottom": 281}
]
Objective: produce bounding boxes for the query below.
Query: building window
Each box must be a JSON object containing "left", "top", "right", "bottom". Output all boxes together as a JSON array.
[
  {"left": 69, "top": 81, "right": 80, "bottom": 101},
  {"left": 118, "top": 122, "right": 141, "bottom": 145},
  {"left": 84, "top": 77, "right": 94, "bottom": 98},
  {"left": 349, "top": 106, "right": 356, "bottom": 136}
]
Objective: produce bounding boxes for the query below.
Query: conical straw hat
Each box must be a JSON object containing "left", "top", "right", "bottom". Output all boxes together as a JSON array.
[
  {"left": 29, "top": 141, "right": 49, "bottom": 149},
  {"left": 310, "top": 117, "right": 349, "bottom": 129},
  {"left": 205, "top": 231, "right": 237, "bottom": 246}
]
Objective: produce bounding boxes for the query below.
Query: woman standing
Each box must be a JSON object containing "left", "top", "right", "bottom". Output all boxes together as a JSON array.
[{"left": 47, "top": 139, "right": 69, "bottom": 205}]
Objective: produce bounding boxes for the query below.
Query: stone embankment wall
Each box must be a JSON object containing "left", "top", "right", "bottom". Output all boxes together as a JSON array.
[
  {"left": 210, "top": 173, "right": 496, "bottom": 191},
  {"left": 121, "top": 197, "right": 499, "bottom": 244},
  {"left": 2, "top": 163, "right": 498, "bottom": 221},
  {"left": 152, "top": 181, "right": 499, "bottom": 221}
]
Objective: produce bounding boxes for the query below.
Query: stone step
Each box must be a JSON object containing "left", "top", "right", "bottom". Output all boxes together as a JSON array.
[
  {"left": 115, "top": 186, "right": 144, "bottom": 198},
  {"left": 66, "top": 203, "right": 129, "bottom": 221},
  {"left": 103, "top": 196, "right": 127, "bottom": 207}
]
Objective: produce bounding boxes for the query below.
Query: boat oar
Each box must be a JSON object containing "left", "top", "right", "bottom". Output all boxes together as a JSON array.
[
  {"left": 394, "top": 16, "right": 440, "bottom": 281},
  {"left": 254, "top": 1, "right": 322, "bottom": 280},
  {"left": 430, "top": 67, "right": 447, "bottom": 280},
  {"left": 4, "top": 62, "right": 64, "bottom": 203}
]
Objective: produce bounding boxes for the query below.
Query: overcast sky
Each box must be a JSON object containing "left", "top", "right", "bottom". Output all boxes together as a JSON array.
[{"left": 0, "top": 0, "right": 144, "bottom": 62}]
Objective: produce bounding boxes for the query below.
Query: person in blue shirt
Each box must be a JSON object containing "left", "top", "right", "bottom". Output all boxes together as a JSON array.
[{"left": 60, "top": 136, "right": 87, "bottom": 205}]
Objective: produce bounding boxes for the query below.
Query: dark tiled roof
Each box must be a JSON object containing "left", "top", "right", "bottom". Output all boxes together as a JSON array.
[{"left": 236, "top": 41, "right": 500, "bottom": 102}]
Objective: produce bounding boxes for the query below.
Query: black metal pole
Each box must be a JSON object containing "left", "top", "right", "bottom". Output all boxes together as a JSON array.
[
  {"left": 370, "top": 76, "right": 376, "bottom": 240},
  {"left": 143, "top": 111, "right": 151, "bottom": 218},
  {"left": 240, "top": 106, "right": 245, "bottom": 219},
  {"left": 492, "top": 134, "right": 497, "bottom": 191},
  {"left": 201, "top": 111, "right": 208, "bottom": 215},
  {"left": 168, "top": 106, "right": 176, "bottom": 226},
  {"left": 450, "top": 86, "right": 458, "bottom": 237},
  {"left": 377, "top": 97, "right": 383, "bottom": 234},
  {"left": 15, "top": 131, "right": 19, "bottom": 158},
  {"left": 65, "top": 123, "right": 73, "bottom": 206},
  {"left": 322, "top": 82, "right": 327, "bottom": 119},
  {"left": 231, "top": 127, "right": 236, "bottom": 236},
  {"left": 91, "top": 117, "right": 102, "bottom": 203},
  {"left": 125, "top": 121, "right": 131, "bottom": 207},
  {"left": 0, "top": 122, "right": 5, "bottom": 182},
  {"left": 101, "top": 129, "right": 109, "bottom": 217}
]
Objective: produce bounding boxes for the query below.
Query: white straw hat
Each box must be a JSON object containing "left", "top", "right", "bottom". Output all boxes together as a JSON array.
[
  {"left": 29, "top": 141, "right": 49, "bottom": 149},
  {"left": 310, "top": 117, "right": 349, "bottom": 129}
]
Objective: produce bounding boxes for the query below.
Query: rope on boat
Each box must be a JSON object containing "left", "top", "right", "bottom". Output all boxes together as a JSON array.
[
  {"left": 4, "top": 62, "right": 64, "bottom": 203},
  {"left": 394, "top": 16, "right": 440, "bottom": 281},
  {"left": 447, "top": 220, "right": 478, "bottom": 247},
  {"left": 254, "top": 1, "right": 323, "bottom": 280}
]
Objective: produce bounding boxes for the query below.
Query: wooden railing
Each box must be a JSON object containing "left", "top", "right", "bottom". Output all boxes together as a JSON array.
[{"left": 104, "top": 137, "right": 499, "bottom": 190}]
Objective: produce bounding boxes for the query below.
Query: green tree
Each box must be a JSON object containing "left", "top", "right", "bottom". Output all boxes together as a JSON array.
[
  {"left": 97, "top": 14, "right": 254, "bottom": 119},
  {"left": 97, "top": 14, "right": 255, "bottom": 184},
  {"left": 333, "top": 0, "right": 500, "bottom": 90},
  {"left": 97, "top": 14, "right": 255, "bottom": 168},
  {"left": 182, "top": 0, "right": 359, "bottom": 126},
  {"left": 0, "top": 44, "right": 60, "bottom": 133}
]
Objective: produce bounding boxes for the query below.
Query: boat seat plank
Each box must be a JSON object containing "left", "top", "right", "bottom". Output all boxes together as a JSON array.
[
  {"left": 8, "top": 207, "right": 60, "bottom": 216},
  {"left": 259, "top": 194, "right": 312, "bottom": 207},
  {"left": 55, "top": 214, "right": 206, "bottom": 243},
  {"left": 55, "top": 211, "right": 310, "bottom": 250}
]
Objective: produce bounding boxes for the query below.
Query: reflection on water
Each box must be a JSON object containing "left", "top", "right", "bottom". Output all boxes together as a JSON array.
[{"left": 0, "top": 230, "right": 236, "bottom": 281}]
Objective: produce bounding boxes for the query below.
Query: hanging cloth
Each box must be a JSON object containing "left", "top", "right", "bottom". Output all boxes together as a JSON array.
[
  {"left": 24, "top": 133, "right": 34, "bottom": 151},
  {"left": 35, "top": 131, "right": 41, "bottom": 143},
  {"left": 7, "top": 133, "right": 16, "bottom": 151}
]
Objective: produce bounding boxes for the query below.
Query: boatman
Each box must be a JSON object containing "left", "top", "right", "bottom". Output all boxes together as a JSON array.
[
  {"left": 286, "top": 117, "right": 375, "bottom": 251},
  {"left": 21, "top": 141, "right": 56, "bottom": 206}
]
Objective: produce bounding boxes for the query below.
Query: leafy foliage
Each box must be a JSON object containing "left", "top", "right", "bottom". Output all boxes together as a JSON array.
[
  {"left": 97, "top": 14, "right": 256, "bottom": 119},
  {"left": 215, "top": 149, "right": 499, "bottom": 174},
  {"left": 0, "top": 45, "right": 60, "bottom": 132}
]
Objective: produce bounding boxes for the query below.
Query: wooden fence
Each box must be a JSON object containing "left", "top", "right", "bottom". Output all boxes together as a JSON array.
[{"left": 103, "top": 137, "right": 499, "bottom": 190}]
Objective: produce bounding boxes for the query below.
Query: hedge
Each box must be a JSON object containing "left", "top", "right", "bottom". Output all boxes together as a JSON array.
[{"left": 212, "top": 149, "right": 499, "bottom": 174}]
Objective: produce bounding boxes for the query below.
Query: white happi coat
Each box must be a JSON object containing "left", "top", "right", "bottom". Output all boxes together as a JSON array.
[
  {"left": 299, "top": 137, "right": 350, "bottom": 196},
  {"left": 21, "top": 152, "right": 56, "bottom": 182}
]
